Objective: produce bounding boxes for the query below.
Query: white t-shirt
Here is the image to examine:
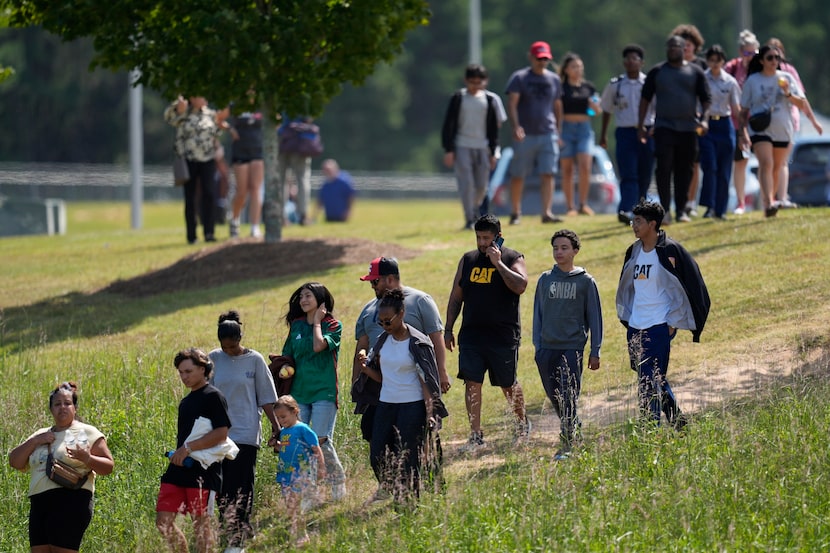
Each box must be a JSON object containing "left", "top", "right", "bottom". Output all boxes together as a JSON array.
[
  {"left": 629, "top": 248, "right": 670, "bottom": 330},
  {"left": 740, "top": 70, "right": 801, "bottom": 142},
  {"left": 378, "top": 336, "right": 424, "bottom": 404}
]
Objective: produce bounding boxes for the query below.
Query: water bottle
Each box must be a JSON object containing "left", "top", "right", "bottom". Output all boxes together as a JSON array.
[
  {"left": 587, "top": 94, "right": 600, "bottom": 117},
  {"left": 64, "top": 431, "right": 76, "bottom": 448},
  {"left": 77, "top": 429, "right": 89, "bottom": 450},
  {"left": 165, "top": 451, "right": 196, "bottom": 468}
]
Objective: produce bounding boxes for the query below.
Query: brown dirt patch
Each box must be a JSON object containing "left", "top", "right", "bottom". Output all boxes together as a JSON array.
[{"left": 102, "top": 237, "right": 419, "bottom": 297}]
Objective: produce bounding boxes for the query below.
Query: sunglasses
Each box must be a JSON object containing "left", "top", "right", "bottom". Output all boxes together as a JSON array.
[
  {"left": 741, "top": 50, "right": 756, "bottom": 57},
  {"left": 535, "top": 57, "right": 550, "bottom": 62},
  {"left": 378, "top": 313, "right": 400, "bottom": 327},
  {"left": 765, "top": 54, "right": 780, "bottom": 61},
  {"left": 369, "top": 278, "right": 380, "bottom": 286}
]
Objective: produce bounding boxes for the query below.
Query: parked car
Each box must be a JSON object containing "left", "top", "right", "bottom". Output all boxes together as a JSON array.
[
  {"left": 488, "top": 145, "right": 621, "bottom": 216},
  {"left": 786, "top": 136, "right": 830, "bottom": 206}
]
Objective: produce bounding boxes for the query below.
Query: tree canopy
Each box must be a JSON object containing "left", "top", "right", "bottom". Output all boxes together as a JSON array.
[{"left": 3, "top": 0, "right": 430, "bottom": 116}]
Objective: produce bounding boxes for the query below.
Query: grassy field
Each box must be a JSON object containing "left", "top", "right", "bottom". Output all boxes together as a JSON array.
[{"left": 1, "top": 199, "right": 829, "bottom": 552}]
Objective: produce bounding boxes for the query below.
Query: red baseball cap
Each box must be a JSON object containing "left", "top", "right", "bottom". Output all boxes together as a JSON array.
[
  {"left": 359, "top": 257, "right": 399, "bottom": 281},
  {"left": 530, "top": 41, "right": 552, "bottom": 60}
]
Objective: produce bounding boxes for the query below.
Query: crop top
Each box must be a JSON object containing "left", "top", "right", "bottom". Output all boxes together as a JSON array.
[{"left": 561, "top": 81, "right": 597, "bottom": 114}]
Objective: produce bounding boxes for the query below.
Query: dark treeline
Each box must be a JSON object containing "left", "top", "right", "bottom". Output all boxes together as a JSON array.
[{"left": 0, "top": 0, "right": 827, "bottom": 171}]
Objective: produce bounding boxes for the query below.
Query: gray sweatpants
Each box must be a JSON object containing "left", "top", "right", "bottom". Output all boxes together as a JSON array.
[{"left": 454, "top": 146, "right": 490, "bottom": 223}]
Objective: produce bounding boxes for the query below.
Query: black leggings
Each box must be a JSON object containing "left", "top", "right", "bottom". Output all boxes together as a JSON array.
[
  {"left": 30, "top": 487, "right": 93, "bottom": 549},
  {"left": 183, "top": 159, "right": 217, "bottom": 242}
]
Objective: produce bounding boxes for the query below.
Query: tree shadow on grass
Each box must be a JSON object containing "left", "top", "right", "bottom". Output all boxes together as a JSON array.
[{"left": 0, "top": 237, "right": 418, "bottom": 354}]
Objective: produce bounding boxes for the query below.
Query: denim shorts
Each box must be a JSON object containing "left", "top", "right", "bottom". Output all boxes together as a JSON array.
[
  {"left": 560, "top": 120, "right": 594, "bottom": 158},
  {"left": 509, "top": 132, "right": 559, "bottom": 178}
]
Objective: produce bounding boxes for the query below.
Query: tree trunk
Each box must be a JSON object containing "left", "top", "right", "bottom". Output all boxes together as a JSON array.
[{"left": 261, "top": 108, "right": 283, "bottom": 242}]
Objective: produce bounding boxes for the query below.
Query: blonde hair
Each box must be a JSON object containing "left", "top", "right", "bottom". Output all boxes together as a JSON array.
[
  {"left": 738, "top": 29, "right": 759, "bottom": 49},
  {"left": 275, "top": 395, "right": 300, "bottom": 415}
]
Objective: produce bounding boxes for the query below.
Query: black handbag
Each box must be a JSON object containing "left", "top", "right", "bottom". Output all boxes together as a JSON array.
[
  {"left": 748, "top": 109, "right": 772, "bottom": 132},
  {"left": 46, "top": 443, "right": 89, "bottom": 490}
]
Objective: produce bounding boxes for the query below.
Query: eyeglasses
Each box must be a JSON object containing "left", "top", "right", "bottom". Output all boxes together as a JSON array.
[
  {"left": 378, "top": 313, "right": 400, "bottom": 327},
  {"left": 765, "top": 54, "right": 780, "bottom": 61}
]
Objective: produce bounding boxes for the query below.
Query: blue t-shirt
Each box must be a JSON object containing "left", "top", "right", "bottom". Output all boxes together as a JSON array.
[
  {"left": 505, "top": 67, "right": 562, "bottom": 135},
  {"left": 319, "top": 171, "right": 356, "bottom": 221},
  {"left": 276, "top": 421, "right": 319, "bottom": 487}
]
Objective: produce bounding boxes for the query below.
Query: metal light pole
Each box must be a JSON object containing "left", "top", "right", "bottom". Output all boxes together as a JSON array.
[
  {"left": 736, "top": 0, "right": 752, "bottom": 35},
  {"left": 469, "top": 0, "right": 481, "bottom": 64},
  {"left": 128, "top": 69, "right": 143, "bottom": 229}
]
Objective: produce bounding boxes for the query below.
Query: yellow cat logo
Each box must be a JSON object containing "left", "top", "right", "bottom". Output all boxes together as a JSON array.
[{"left": 470, "top": 267, "right": 495, "bottom": 283}]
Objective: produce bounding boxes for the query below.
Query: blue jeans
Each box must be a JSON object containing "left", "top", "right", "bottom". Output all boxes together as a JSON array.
[
  {"left": 699, "top": 117, "right": 735, "bottom": 217},
  {"left": 298, "top": 400, "right": 346, "bottom": 485},
  {"left": 535, "top": 348, "right": 583, "bottom": 445},
  {"left": 626, "top": 323, "right": 681, "bottom": 425},
  {"left": 370, "top": 400, "right": 427, "bottom": 496},
  {"left": 616, "top": 127, "right": 654, "bottom": 213},
  {"left": 560, "top": 120, "right": 594, "bottom": 158}
]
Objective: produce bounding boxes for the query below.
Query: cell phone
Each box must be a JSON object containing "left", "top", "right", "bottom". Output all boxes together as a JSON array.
[{"left": 493, "top": 236, "right": 504, "bottom": 248}]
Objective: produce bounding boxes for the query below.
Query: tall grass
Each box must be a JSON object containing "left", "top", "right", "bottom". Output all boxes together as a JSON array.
[{"left": 1, "top": 200, "right": 829, "bottom": 551}]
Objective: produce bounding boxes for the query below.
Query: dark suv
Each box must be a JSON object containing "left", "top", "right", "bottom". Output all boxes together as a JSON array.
[{"left": 787, "top": 137, "right": 830, "bottom": 206}]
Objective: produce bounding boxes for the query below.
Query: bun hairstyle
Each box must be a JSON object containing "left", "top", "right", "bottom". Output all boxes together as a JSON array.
[
  {"left": 738, "top": 29, "right": 759, "bottom": 49},
  {"left": 217, "top": 310, "right": 243, "bottom": 341},
  {"left": 49, "top": 381, "right": 79, "bottom": 408},
  {"left": 379, "top": 288, "right": 406, "bottom": 313},
  {"left": 174, "top": 347, "right": 215, "bottom": 378}
]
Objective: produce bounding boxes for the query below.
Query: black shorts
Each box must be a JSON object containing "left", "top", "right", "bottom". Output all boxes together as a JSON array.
[
  {"left": 458, "top": 344, "right": 518, "bottom": 387},
  {"left": 750, "top": 135, "right": 789, "bottom": 149},
  {"left": 30, "top": 488, "right": 93, "bottom": 549}
]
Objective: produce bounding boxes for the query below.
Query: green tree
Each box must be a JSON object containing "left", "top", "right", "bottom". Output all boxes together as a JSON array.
[{"left": 2, "top": 0, "right": 429, "bottom": 241}]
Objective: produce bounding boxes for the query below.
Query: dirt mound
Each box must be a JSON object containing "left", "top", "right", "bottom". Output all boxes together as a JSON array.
[{"left": 102, "top": 237, "right": 419, "bottom": 297}]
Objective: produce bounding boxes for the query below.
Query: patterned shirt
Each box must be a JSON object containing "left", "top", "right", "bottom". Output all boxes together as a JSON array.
[{"left": 164, "top": 103, "right": 222, "bottom": 162}]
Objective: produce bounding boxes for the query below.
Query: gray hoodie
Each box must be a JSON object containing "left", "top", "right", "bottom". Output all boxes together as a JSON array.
[{"left": 532, "top": 265, "right": 603, "bottom": 358}]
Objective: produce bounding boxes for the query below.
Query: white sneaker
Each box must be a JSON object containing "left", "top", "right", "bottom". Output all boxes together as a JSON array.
[
  {"left": 733, "top": 205, "right": 745, "bottom": 215},
  {"left": 223, "top": 547, "right": 245, "bottom": 553},
  {"left": 331, "top": 483, "right": 347, "bottom": 502},
  {"left": 250, "top": 224, "right": 262, "bottom": 238}
]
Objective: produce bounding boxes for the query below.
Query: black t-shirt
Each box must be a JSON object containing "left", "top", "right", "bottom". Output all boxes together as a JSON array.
[
  {"left": 561, "top": 81, "right": 597, "bottom": 114},
  {"left": 161, "top": 383, "right": 231, "bottom": 491},
  {"left": 458, "top": 247, "right": 523, "bottom": 347}
]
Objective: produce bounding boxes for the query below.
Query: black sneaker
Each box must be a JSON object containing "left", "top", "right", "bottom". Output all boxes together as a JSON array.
[
  {"left": 509, "top": 214, "right": 521, "bottom": 225},
  {"left": 671, "top": 412, "right": 689, "bottom": 431},
  {"left": 459, "top": 431, "right": 485, "bottom": 452}
]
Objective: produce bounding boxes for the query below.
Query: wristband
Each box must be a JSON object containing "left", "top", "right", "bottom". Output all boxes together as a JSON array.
[{"left": 184, "top": 442, "right": 192, "bottom": 453}]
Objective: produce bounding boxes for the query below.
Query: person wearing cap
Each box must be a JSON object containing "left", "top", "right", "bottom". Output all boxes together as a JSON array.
[
  {"left": 504, "top": 40, "right": 564, "bottom": 225},
  {"left": 208, "top": 310, "right": 278, "bottom": 553},
  {"left": 599, "top": 44, "right": 655, "bottom": 224},
  {"left": 353, "top": 256, "right": 449, "bottom": 442},
  {"left": 445, "top": 214, "right": 531, "bottom": 449}
]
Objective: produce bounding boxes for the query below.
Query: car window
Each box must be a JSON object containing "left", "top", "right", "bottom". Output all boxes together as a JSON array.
[{"left": 794, "top": 144, "right": 830, "bottom": 166}]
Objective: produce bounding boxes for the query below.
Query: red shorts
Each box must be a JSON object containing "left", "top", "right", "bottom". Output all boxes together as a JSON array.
[{"left": 155, "top": 482, "right": 215, "bottom": 516}]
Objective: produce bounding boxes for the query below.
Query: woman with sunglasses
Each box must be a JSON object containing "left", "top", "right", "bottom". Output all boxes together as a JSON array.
[
  {"left": 724, "top": 29, "right": 760, "bottom": 215},
  {"left": 739, "top": 45, "right": 812, "bottom": 217},
  {"left": 280, "top": 282, "right": 347, "bottom": 504},
  {"left": 357, "top": 289, "right": 448, "bottom": 505}
]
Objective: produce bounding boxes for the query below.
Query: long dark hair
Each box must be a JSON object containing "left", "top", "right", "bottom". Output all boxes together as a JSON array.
[
  {"left": 748, "top": 45, "right": 779, "bottom": 75},
  {"left": 283, "top": 282, "right": 335, "bottom": 326},
  {"left": 559, "top": 51, "right": 581, "bottom": 84}
]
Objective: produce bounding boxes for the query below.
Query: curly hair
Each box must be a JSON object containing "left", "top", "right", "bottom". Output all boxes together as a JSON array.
[{"left": 174, "top": 347, "right": 214, "bottom": 378}]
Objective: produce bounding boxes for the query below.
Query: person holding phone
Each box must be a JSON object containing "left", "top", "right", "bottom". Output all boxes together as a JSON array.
[{"left": 445, "top": 214, "right": 530, "bottom": 450}]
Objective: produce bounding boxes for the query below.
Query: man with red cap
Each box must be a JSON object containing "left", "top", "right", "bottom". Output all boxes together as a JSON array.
[
  {"left": 504, "top": 40, "right": 564, "bottom": 225},
  {"left": 351, "top": 257, "right": 449, "bottom": 442}
]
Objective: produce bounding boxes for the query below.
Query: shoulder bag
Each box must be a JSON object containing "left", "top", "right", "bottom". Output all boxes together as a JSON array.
[{"left": 46, "top": 442, "right": 90, "bottom": 489}]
